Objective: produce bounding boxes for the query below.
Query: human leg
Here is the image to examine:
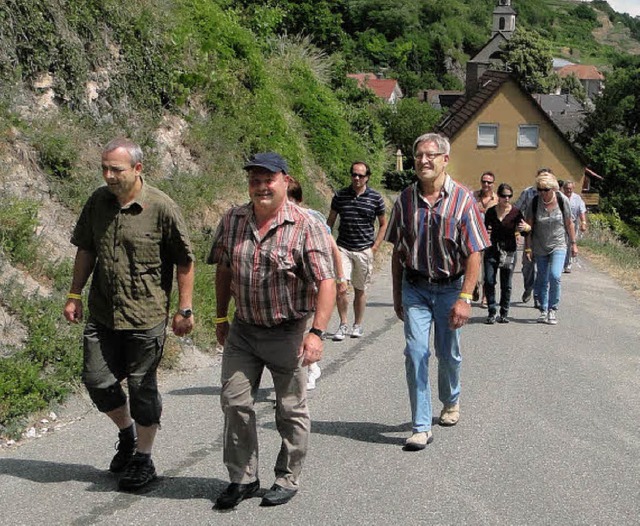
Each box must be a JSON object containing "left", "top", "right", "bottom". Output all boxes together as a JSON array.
[
  {"left": 263, "top": 321, "right": 308, "bottom": 490},
  {"left": 483, "top": 252, "right": 498, "bottom": 319},
  {"left": 432, "top": 282, "right": 462, "bottom": 409},
  {"left": 499, "top": 265, "right": 513, "bottom": 317},
  {"left": 534, "top": 254, "right": 551, "bottom": 313},
  {"left": 548, "top": 249, "right": 567, "bottom": 312},
  {"left": 522, "top": 252, "right": 536, "bottom": 301},
  {"left": 350, "top": 248, "right": 373, "bottom": 331},
  {"left": 402, "top": 278, "right": 433, "bottom": 434},
  {"left": 220, "top": 321, "right": 265, "bottom": 484}
]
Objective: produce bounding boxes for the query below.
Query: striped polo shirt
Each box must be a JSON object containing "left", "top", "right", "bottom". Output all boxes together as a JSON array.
[
  {"left": 385, "top": 175, "right": 490, "bottom": 278},
  {"left": 207, "top": 200, "right": 334, "bottom": 327},
  {"left": 331, "top": 186, "right": 386, "bottom": 251}
]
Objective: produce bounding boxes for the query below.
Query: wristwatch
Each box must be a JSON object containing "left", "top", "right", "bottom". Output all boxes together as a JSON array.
[
  {"left": 459, "top": 298, "right": 472, "bottom": 305},
  {"left": 178, "top": 308, "right": 193, "bottom": 318},
  {"left": 309, "top": 327, "right": 325, "bottom": 340}
]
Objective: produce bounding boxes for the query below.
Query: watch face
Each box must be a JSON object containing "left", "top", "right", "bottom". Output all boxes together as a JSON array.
[{"left": 180, "top": 308, "right": 193, "bottom": 318}]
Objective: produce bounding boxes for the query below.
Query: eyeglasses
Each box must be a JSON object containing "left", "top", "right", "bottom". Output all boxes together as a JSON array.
[
  {"left": 351, "top": 173, "right": 366, "bottom": 178},
  {"left": 481, "top": 180, "right": 494, "bottom": 185},
  {"left": 416, "top": 152, "right": 445, "bottom": 161},
  {"left": 537, "top": 187, "right": 552, "bottom": 192},
  {"left": 498, "top": 194, "right": 512, "bottom": 198}
]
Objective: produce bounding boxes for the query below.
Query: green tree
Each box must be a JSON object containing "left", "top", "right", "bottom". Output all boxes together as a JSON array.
[
  {"left": 501, "top": 29, "right": 554, "bottom": 93},
  {"left": 377, "top": 98, "right": 441, "bottom": 167}
]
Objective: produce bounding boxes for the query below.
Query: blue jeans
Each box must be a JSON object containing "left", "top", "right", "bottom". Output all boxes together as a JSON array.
[
  {"left": 402, "top": 276, "right": 462, "bottom": 433},
  {"left": 534, "top": 249, "right": 566, "bottom": 312}
]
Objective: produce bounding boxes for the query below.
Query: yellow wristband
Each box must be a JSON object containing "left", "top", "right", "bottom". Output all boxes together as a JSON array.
[
  {"left": 215, "top": 316, "right": 229, "bottom": 324},
  {"left": 524, "top": 249, "right": 532, "bottom": 253},
  {"left": 459, "top": 292, "right": 473, "bottom": 300},
  {"left": 67, "top": 293, "right": 82, "bottom": 300}
]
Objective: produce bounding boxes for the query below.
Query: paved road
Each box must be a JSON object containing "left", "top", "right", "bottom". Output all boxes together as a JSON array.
[{"left": 1, "top": 252, "right": 639, "bottom": 525}]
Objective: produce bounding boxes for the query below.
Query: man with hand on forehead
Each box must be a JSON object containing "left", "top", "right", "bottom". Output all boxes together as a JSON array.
[{"left": 208, "top": 152, "right": 335, "bottom": 510}]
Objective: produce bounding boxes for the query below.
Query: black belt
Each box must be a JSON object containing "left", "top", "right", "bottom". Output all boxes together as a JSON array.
[{"left": 405, "top": 268, "right": 463, "bottom": 285}]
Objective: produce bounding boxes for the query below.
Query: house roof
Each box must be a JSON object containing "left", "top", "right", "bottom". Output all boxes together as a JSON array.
[
  {"left": 556, "top": 64, "right": 604, "bottom": 81},
  {"left": 347, "top": 73, "right": 402, "bottom": 100},
  {"left": 434, "top": 69, "right": 589, "bottom": 165},
  {"left": 534, "top": 94, "right": 588, "bottom": 136},
  {"left": 422, "top": 90, "right": 464, "bottom": 110}
]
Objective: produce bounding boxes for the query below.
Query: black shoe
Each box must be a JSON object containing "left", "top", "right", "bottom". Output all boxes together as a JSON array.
[
  {"left": 260, "top": 484, "right": 298, "bottom": 506},
  {"left": 109, "top": 427, "right": 137, "bottom": 473},
  {"left": 522, "top": 289, "right": 532, "bottom": 303},
  {"left": 485, "top": 314, "right": 496, "bottom": 325},
  {"left": 118, "top": 453, "right": 156, "bottom": 491},
  {"left": 496, "top": 315, "right": 509, "bottom": 324},
  {"left": 214, "top": 480, "right": 260, "bottom": 510}
]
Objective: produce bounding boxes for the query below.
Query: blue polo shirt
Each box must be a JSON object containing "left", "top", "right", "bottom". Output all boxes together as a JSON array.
[{"left": 331, "top": 186, "right": 386, "bottom": 251}]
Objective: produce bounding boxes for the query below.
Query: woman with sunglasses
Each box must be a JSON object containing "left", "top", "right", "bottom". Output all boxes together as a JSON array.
[
  {"left": 523, "top": 171, "right": 577, "bottom": 325},
  {"left": 483, "top": 183, "right": 525, "bottom": 324}
]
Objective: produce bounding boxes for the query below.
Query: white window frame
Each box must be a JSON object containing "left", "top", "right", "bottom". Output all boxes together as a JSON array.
[
  {"left": 518, "top": 125, "right": 539, "bottom": 148},
  {"left": 477, "top": 124, "right": 498, "bottom": 147}
]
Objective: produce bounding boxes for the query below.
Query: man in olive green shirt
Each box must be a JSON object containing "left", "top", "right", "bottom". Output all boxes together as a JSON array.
[{"left": 63, "top": 138, "right": 195, "bottom": 491}]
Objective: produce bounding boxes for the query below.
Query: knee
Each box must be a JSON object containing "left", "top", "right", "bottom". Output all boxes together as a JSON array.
[
  {"left": 127, "top": 376, "right": 162, "bottom": 426},
  {"left": 84, "top": 382, "right": 127, "bottom": 413}
]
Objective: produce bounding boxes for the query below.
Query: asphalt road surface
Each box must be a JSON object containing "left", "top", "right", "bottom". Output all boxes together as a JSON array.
[{"left": 1, "top": 251, "right": 639, "bottom": 525}]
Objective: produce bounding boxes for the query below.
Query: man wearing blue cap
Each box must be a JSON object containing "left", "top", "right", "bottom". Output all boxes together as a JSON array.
[{"left": 208, "top": 152, "right": 335, "bottom": 509}]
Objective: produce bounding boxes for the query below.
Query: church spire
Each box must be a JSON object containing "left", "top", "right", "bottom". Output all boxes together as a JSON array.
[{"left": 492, "top": 0, "right": 517, "bottom": 38}]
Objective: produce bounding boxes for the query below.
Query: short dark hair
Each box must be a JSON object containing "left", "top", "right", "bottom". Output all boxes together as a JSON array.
[
  {"left": 350, "top": 161, "right": 371, "bottom": 177},
  {"left": 481, "top": 171, "right": 495, "bottom": 182},
  {"left": 497, "top": 182, "right": 513, "bottom": 196}
]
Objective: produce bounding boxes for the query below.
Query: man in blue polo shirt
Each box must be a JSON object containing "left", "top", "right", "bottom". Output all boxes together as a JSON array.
[{"left": 327, "top": 161, "right": 387, "bottom": 340}]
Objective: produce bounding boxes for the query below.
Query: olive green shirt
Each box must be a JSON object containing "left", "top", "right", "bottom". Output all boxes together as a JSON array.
[{"left": 71, "top": 181, "right": 194, "bottom": 329}]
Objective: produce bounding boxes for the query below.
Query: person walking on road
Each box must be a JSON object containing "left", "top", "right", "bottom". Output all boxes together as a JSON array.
[
  {"left": 385, "top": 133, "right": 490, "bottom": 451},
  {"left": 208, "top": 152, "right": 335, "bottom": 509},
  {"left": 287, "top": 178, "right": 348, "bottom": 390},
  {"left": 561, "top": 179, "right": 587, "bottom": 273},
  {"left": 63, "top": 137, "right": 195, "bottom": 491},
  {"left": 327, "top": 161, "right": 387, "bottom": 340},
  {"left": 524, "top": 171, "right": 577, "bottom": 325},
  {"left": 483, "top": 183, "right": 526, "bottom": 324},
  {"left": 472, "top": 171, "right": 499, "bottom": 307}
]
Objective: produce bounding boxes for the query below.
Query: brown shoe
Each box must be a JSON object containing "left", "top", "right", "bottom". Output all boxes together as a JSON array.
[
  {"left": 439, "top": 404, "right": 460, "bottom": 426},
  {"left": 403, "top": 431, "right": 433, "bottom": 451}
]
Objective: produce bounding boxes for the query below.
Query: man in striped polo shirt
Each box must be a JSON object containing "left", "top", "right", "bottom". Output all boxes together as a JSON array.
[
  {"left": 327, "top": 161, "right": 387, "bottom": 340},
  {"left": 385, "top": 133, "right": 490, "bottom": 451}
]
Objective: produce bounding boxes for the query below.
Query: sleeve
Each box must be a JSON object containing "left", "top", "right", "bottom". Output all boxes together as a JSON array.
[
  {"left": 303, "top": 219, "right": 334, "bottom": 282},
  {"left": 164, "top": 202, "right": 195, "bottom": 265},
  {"left": 384, "top": 197, "right": 402, "bottom": 246},
  {"left": 460, "top": 195, "right": 491, "bottom": 256},
  {"left": 375, "top": 192, "right": 386, "bottom": 216},
  {"left": 207, "top": 211, "right": 231, "bottom": 265},
  {"left": 70, "top": 193, "right": 95, "bottom": 251}
]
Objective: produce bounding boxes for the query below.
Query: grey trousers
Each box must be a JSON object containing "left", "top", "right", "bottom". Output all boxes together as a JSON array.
[{"left": 220, "top": 317, "right": 309, "bottom": 489}]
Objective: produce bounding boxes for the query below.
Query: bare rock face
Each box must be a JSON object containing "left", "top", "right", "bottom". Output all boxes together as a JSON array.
[
  {"left": 154, "top": 115, "right": 200, "bottom": 177},
  {"left": 0, "top": 303, "right": 28, "bottom": 357}
]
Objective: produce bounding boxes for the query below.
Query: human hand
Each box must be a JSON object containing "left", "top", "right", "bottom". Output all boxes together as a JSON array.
[
  {"left": 63, "top": 299, "right": 83, "bottom": 323},
  {"left": 449, "top": 300, "right": 471, "bottom": 329},
  {"left": 172, "top": 312, "right": 194, "bottom": 337},
  {"left": 215, "top": 320, "right": 229, "bottom": 346},
  {"left": 300, "top": 332, "right": 323, "bottom": 366}
]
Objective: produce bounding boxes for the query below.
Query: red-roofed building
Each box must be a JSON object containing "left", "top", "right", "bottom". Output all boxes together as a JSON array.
[
  {"left": 347, "top": 73, "right": 403, "bottom": 104},
  {"left": 555, "top": 64, "right": 604, "bottom": 99}
]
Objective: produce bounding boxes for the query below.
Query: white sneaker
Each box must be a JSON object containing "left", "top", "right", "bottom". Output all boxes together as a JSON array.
[
  {"left": 333, "top": 324, "right": 348, "bottom": 341},
  {"left": 306, "top": 363, "right": 321, "bottom": 390},
  {"left": 306, "top": 374, "right": 316, "bottom": 390},
  {"left": 547, "top": 310, "right": 558, "bottom": 325},
  {"left": 537, "top": 311, "right": 548, "bottom": 324},
  {"left": 350, "top": 324, "right": 363, "bottom": 338}
]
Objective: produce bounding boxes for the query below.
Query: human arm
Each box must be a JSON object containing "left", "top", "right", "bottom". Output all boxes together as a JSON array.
[
  {"left": 449, "top": 250, "right": 481, "bottom": 329},
  {"left": 172, "top": 260, "right": 195, "bottom": 336},
  {"left": 330, "top": 237, "right": 348, "bottom": 297},
  {"left": 578, "top": 211, "right": 587, "bottom": 233},
  {"left": 63, "top": 248, "right": 96, "bottom": 323},
  {"left": 214, "top": 262, "right": 233, "bottom": 346},
  {"left": 300, "top": 278, "right": 336, "bottom": 366},
  {"left": 391, "top": 246, "right": 404, "bottom": 321},
  {"left": 566, "top": 216, "right": 578, "bottom": 258},
  {"left": 372, "top": 213, "right": 388, "bottom": 253},
  {"left": 326, "top": 209, "right": 338, "bottom": 231}
]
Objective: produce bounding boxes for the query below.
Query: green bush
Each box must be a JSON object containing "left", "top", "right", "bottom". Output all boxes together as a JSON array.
[
  {"left": 0, "top": 197, "right": 39, "bottom": 265},
  {"left": 383, "top": 169, "right": 416, "bottom": 191},
  {"left": 590, "top": 211, "right": 640, "bottom": 248}
]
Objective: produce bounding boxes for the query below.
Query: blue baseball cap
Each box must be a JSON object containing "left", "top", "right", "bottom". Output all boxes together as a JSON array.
[{"left": 243, "top": 152, "right": 289, "bottom": 174}]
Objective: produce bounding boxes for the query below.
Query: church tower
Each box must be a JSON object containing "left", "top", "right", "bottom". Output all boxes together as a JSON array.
[{"left": 492, "top": 0, "right": 516, "bottom": 38}]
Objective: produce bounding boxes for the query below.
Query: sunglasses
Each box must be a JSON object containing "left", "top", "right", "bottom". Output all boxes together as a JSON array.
[
  {"left": 351, "top": 173, "right": 366, "bottom": 178},
  {"left": 537, "top": 187, "right": 552, "bottom": 192},
  {"left": 499, "top": 194, "right": 512, "bottom": 198},
  {"left": 481, "top": 180, "right": 494, "bottom": 184}
]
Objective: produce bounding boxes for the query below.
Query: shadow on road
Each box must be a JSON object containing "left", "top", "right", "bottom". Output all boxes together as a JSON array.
[
  {"left": 263, "top": 420, "right": 411, "bottom": 446},
  {"left": 0, "top": 458, "right": 228, "bottom": 500}
]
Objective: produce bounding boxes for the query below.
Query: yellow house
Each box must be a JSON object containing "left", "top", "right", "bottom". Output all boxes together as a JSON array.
[{"left": 435, "top": 70, "right": 601, "bottom": 202}]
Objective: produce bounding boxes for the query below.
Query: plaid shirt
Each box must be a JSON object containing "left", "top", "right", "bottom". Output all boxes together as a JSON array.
[
  {"left": 385, "top": 175, "right": 490, "bottom": 278},
  {"left": 207, "top": 200, "right": 334, "bottom": 327}
]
